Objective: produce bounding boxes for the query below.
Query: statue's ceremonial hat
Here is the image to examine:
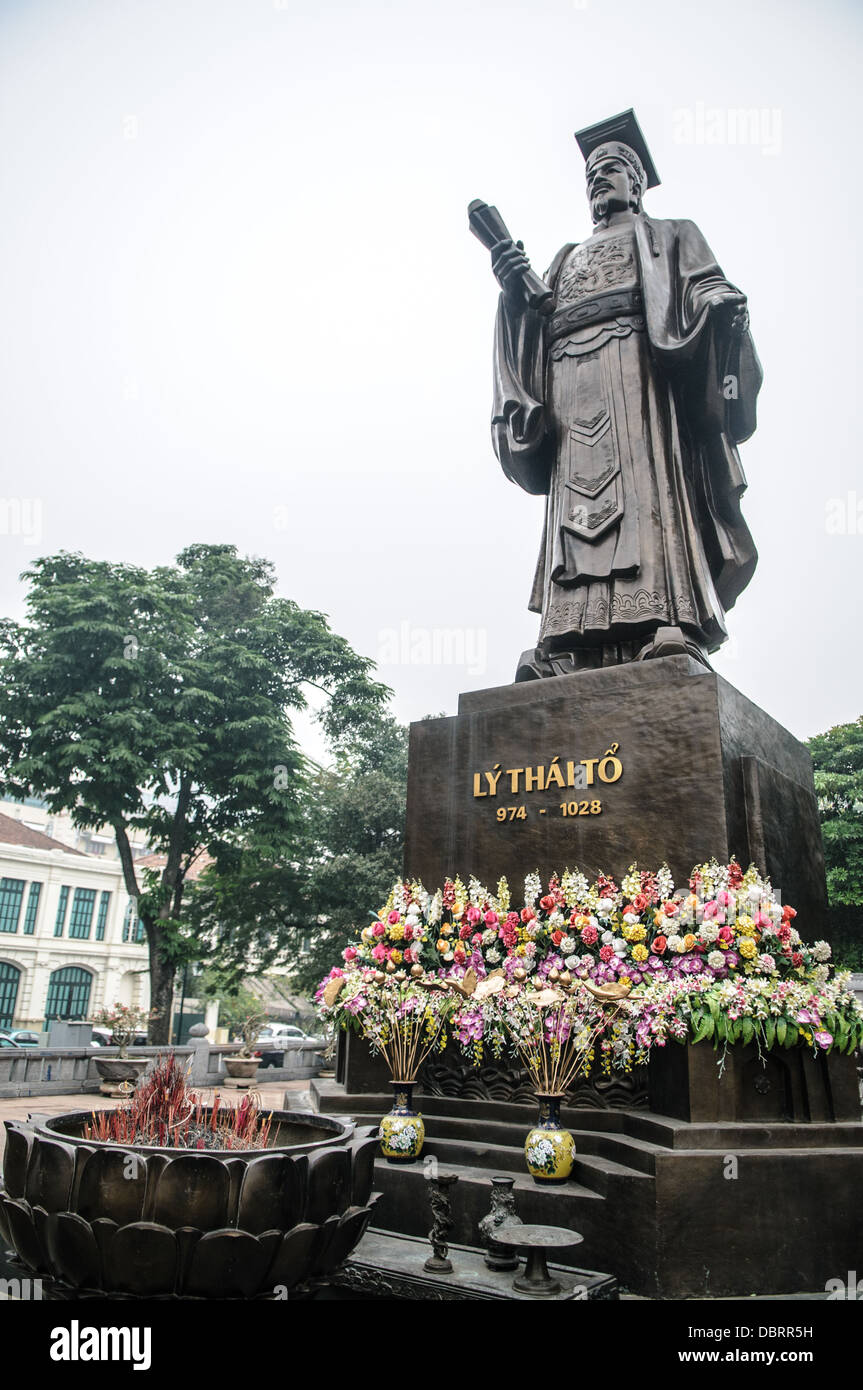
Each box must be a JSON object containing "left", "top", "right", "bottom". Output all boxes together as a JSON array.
[{"left": 574, "top": 108, "right": 660, "bottom": 190}]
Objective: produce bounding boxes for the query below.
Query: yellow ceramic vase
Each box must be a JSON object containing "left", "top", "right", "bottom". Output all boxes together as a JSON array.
[
  {"left": 379, "top": 1081, "right": 425, "bottom": 1163},
  {"left": 524, "top": 1094, "right": 575, "bottom": 1184}
]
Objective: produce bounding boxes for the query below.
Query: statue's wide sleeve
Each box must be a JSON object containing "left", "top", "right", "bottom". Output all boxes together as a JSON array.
[{"left": 491, "top": 295, "right": 551, "bottom": 496}]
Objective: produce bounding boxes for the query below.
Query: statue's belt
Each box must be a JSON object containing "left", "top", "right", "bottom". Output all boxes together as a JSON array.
[{"left": 547, "top": 288, "right": 643, "bottom": 343}]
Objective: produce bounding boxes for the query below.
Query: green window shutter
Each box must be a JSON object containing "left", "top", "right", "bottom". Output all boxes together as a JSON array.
[
  {"left": 0, "top": 878, "right": 26, "bottom": 933},
  {"left": 54, "top": 886, "right": 70, "bottom": 937},
  {"left": 22, "top": 882, "right": 42, "bottom": 935},
  {"left": 68, "top": 888, "right": 97, "bottom": 940},
  {"left": 95, "top": 890, "right": 111, "bottom": 941}
]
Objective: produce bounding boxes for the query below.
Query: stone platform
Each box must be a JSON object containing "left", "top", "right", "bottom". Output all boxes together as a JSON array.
[
  {"left": 405, "top": 655, "right": 827, "bottom": 924},
  {"left": 331, "top": 1229, "right": 617, "bottom": 1301},
  {"left": 311, "top": 1075, "right": 863, "bottom": 1299}
]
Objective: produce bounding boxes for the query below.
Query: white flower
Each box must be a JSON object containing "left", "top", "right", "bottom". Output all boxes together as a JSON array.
[
  {"left": 623, "top": 912, "right": 638, "bottom": 925},
  {"left": 612, "top": 937, "right": 628, "bottom": 956},
  {"left": 564, "top": 954, "right": 580, "bottom": 971},
  {"left": 707, "top": 950, "right": 725, "bottom": 970},
  {"left": 486, "top": 948, "right": 502, "bottom": 965},
  {"left": 700, "top": 924, "right": 720, "bottom": 944},
  {"left": 666, "top": 934, "right": 683, "bottom": 953},
  {"left": 596, "top": 898, "right": 614, "bottom": 917},
  {"left": 560, "top": 935, "right": 576, "bottom": 954},
  {"left": 812, "top": 941, "right": 832, "bottom": 962},
  {"left": 601, "top": 930, "right": 613, "bottom": 944},
  {"left": 481, "top": 928, "right": 497, "bottom": 945}
]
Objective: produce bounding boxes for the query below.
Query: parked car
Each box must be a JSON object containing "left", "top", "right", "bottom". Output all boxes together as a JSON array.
[
  {"left": 5, "top": 1030, "right": 40, "bottom": 1047},
  {"left": 0, "top": 1033, "right": 24, "bottom": 1049}
]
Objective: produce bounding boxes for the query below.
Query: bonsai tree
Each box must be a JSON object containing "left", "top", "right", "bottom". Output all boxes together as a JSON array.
[
  {"left": 90, "top": 1003, "right": 151, "bottom": 1059},
  {"left": 235, "top": 1012, "right": 267, "bottom": 1060}
]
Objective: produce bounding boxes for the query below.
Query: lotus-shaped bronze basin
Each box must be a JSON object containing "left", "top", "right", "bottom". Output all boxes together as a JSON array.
[{"left": 0, "top": 1109, "right": 378, "bottom": 1298}]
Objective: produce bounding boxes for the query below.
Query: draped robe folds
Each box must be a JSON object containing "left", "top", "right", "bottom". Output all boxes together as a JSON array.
[{"left": 491, "top": 213, "right": 761, "bottom": 658}]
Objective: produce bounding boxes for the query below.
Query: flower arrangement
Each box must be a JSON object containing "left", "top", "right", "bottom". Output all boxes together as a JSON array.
[
  {"left": 320, "top": 969, "right": 456, "bottom": 1083},
  {"left": 318, "top": 860, "right": 863, "bottom": 1075}
]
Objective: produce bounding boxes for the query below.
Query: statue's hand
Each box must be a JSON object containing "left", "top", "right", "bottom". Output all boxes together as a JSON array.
[
  {"left": 708, "top": 292, "right": 749, "bottom": 337},
  {"left": 491, "top": 238, "right": 531, "bottom": 308}
]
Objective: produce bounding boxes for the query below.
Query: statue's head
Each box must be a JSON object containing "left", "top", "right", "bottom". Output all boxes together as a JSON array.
[{"left": 585, "top": 142, "right": 645, "bottom": 223}]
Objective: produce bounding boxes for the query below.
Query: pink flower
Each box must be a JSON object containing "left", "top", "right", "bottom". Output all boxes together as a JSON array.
[
  {"left": 484, "top": 910, "right": 499, "bottom": 926},
  {"left": 388, "top": 910, "right": 400, "bottom": 925},
  {"left": 580, "top": 924, "right": 599, "bottom": 946},
  {"left": 702, "top": 900, "right": 719, "bottom": 919},
  {"left": 343, "top": 947, "right": 358, "bottom": 961},
  {"left": 467, "top": 905, "right": 481, "bottom": 925},
  {"left": 599, "top": 944, "right": 614, "bottom": 963},
  {"left": 813, "top": 1030, "right": 833, "bottom": 1049},
  {"left": 373, "top": 922, "right": 386, "bottom": 938},
  {"left": 402, "top": 923, "right": 414, "bottom": 941},
  {"left": 371, "top": 944, "right": 387, "bottom": 962}
]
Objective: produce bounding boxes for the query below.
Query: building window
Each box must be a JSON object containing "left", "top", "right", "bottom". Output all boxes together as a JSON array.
[
  {"left": 122, "top": 900, "right": 145, "bottom": 944},
  {"left": 44, "top": 966, "right": 93, "bottom": 1027},
  {"left": 95, "top": 891, "right": 111, "bottom": 941},
  {"left": 0, "top": 961, "right": 21, "bottom": 1029},
  {"left": 54, "top": 886, "right": 70, "bottom": 937},
  {"left": 22, "top": 882, "right": 42, "bottom": 935},
  {"left": 68, "top": 888, "right": 97, "bottom": 940},
  {"left": 0, "top": 878, "right": 25, "bottom": 934}
]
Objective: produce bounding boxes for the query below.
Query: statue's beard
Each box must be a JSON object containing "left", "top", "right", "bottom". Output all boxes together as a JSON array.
[{"left": 591, "top": 191, "right": 637, "bottom": 224}]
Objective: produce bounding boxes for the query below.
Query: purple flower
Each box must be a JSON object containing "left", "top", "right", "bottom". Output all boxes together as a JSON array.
[{"left": 813, "top": 1030, "right": 833, "bottom": 1049}]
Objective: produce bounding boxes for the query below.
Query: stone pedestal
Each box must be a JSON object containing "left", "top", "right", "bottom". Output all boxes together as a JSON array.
[{"left": 404, "top": 656, "right": 826, "bottom": 924}]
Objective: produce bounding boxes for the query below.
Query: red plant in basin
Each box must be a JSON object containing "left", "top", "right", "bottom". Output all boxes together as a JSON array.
[{"left": 84, "top": 1052, "right": 273, "bottom": 1151}]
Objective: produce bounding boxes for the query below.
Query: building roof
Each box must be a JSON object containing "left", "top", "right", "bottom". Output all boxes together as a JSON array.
[
  {"left": 0, "top": 810, "right": 87, "bottom": 856},
  {"left": 135, "top": 849, "right": 214, "bottom": 882}
]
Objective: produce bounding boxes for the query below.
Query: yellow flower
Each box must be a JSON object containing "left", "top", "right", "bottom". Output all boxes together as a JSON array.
[
  {"left": 738, "top": 939, "right": 757, "bottom": 960},
  {"left": 390, "top": 950, "right": 403, "bottom": 965},
  {"left": 436, "top": 938, "right": 448, "bottom": 953},
  {"left": 629, "top": 924, "right": 646, "bottom": 943},
  {"left": 631, "top": 944, "right": 648, "bottom": 962},
  {"left": 683, "top": 934, "right": 697, "bottom": 952},
  {"left": 736, "top": 915, "right": 756, "bottom": 937},
  {"left": 388, "top": 923, "right": 405, "bottom": 941},
  {"left": 653, "top": 910, "right": 664, "bottom": 927}
]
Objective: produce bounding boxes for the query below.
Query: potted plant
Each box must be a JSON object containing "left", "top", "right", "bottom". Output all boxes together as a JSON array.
[
  {"left": 224, "top": 1011, "right": 266, "bottom": 1084},
  {"left": 90, "top": 1003, "right": 151, "bottom": 1095},
  {"left": 0, "top": 1053, "right": 379, "bottom": 1298}
]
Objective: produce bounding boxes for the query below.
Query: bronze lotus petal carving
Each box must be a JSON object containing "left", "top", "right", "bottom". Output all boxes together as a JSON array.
[{"left": 0, "top": 1110, "right": 375, "bottom": 1298}]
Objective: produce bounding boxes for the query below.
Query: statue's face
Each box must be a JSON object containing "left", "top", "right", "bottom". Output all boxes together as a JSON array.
[{"left": 586, "top": 156, "right": 636, "bottom": 221}]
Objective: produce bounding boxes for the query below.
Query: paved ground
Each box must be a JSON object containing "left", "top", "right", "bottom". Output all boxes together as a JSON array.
[{"left": 0, "top": 1080, "right": 312, "bottom": 1160}]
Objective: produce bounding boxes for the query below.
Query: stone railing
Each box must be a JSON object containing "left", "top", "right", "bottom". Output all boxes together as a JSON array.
[{"left": 0, "top": 1036, "right": 326, "bottom": 1098}]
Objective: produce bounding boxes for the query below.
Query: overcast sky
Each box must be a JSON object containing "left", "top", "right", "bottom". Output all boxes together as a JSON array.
[{"left": 1, "top": 0, "right": 860, "bottom": 758}]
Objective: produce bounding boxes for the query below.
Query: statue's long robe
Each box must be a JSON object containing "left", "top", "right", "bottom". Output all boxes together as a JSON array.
[{"left": 491, "top": 213, "right": 760, "bottom": 655}]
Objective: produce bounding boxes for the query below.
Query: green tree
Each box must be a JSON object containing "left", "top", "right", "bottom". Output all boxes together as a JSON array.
[
  {"left": 295, "top": 714, "right": 409, "bottom": 991},
  {"left": 808, "top": 716, "right": 863, "bottom": 968},
  {"left": 0, "top": 545, "right": 388, "bottom": 1040}
]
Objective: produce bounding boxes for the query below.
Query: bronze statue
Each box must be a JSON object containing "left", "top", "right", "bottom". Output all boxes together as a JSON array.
[{"left": 471, "top": 110, "right": 760, "bottom": 679}]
